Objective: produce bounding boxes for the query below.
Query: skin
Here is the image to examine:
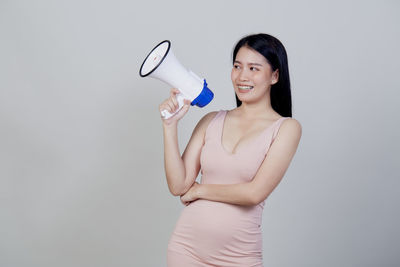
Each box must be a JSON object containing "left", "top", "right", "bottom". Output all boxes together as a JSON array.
[{"left": 159, "top": 46, "right": 302, "bottom": 206}]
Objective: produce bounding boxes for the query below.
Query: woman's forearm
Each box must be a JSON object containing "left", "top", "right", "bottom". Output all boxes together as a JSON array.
[
  {"left": 196, "top": 183, "right": 258, "bottom": 206},
  {"left": 163, "top": 123, "right": 187, "bottom": 196}
]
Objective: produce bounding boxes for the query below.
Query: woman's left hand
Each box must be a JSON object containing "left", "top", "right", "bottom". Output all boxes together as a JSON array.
[{"left": 180, "top": 182, "right": 201, "bottom": 206}]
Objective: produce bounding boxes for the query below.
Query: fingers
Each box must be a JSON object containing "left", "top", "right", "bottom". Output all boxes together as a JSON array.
[
  {"left": 159, "top": 88, "right": 180, "bottom": 113},
  {"left": 170, "top": 88, "right": 180, "bottom": 95},
  {"left": 169, "top": 88, "right": 180, "bottom": 110},
  {"left": 176, "top": 100, "right": 190, "bottom": 115},
  {"left": 159, "top": 88, "right": 191, "bottom": 121},
  {"left": 180, "top": 196, "right": 190, "bottom": 206}
]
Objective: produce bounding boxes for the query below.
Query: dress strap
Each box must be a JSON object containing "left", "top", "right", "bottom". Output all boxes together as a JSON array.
[
  {"left": 272, "top": 117, "right": 291, "bottom": 141},
  {"left": 204, "top": 110, "right": 226, "bottom": 141}
]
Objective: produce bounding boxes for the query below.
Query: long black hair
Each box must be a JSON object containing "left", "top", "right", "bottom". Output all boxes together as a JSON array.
[{"left": 232, "top": 33, "right": 292, "bottom": 117}]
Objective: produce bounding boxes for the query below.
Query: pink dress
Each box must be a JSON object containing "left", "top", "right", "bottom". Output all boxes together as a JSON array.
[{"left": 167, "top": 110, "right": 290, "bottom": 267}]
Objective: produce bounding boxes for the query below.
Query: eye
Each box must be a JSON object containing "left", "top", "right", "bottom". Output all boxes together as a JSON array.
[
  {"left": 250, "top": 66, "right": 259, "bottom": 71},
  {"left": 233, "top": 64, "right": 241, "bottom": 70}
]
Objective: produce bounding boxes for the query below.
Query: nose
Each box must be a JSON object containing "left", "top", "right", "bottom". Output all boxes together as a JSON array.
[{"left": 238, "top": 68, "right": 249, "bottom": 82}]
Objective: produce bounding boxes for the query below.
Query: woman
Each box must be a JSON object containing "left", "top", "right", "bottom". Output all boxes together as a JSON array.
[{"left": 160, "top": 33, "right": 302, "bottom": 267}]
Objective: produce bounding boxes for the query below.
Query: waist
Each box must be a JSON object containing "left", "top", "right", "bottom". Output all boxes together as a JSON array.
[
  {"left": 169, "top": 200, "right": 263, "bottom": 264},
  {"left": 175, "top": 200, "right": 263, "bottom": 236}
]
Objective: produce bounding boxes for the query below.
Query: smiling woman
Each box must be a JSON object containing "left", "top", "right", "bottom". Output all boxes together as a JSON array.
[
  {"left": 232, "top": 47, "right": 279, "bottom": 105},
  {"left": 232, "top": 34, "right": 292, "bottom": 117},
  {"left": 159, "top": 33, "right": 302, "bottom": 266}
]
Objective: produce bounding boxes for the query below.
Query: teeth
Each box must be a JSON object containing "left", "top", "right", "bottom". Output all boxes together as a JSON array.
[{"left": 238, "top": 86, "right": 253, "bottom": 90}]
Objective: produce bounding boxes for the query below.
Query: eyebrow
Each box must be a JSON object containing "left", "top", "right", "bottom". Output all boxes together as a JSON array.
[{"left": 234, "top": 60, "right": 263, "bottom": 66}]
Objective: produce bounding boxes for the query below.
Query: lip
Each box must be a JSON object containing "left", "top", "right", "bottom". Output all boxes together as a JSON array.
[{"left": 237, "top": 84, "right": 254, "bottom": 93}]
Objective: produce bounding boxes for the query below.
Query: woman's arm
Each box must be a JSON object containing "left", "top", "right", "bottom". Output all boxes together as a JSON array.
[
  {"left": 180, "top": 118, "right": 302, "bottom": 205},
  {"left": 161, "top": 89, "right": 217, "bottom": 196}
]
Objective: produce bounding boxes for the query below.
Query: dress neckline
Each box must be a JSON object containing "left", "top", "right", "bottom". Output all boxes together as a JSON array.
[{"left": 219, "top": 110, "right": 284, "bottom": 155}]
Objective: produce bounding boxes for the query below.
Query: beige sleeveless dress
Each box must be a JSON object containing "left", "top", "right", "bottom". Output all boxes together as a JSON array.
[{"left": 167, "top": 110, "right": 290, "bottom": 267}]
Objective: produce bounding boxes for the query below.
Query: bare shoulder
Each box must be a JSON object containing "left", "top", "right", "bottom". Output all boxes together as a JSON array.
[
  {"left": 196, "top": 111, "right": 218, "bottom": 128},
  {"left": 200, "top": 111, "right": 219, "bottom": 124},
  {"left": 282, "top": 118, "right": 302, "bottom": 130},
  {"left": 279, "top": 118, "right": 302, "bottom": 140},
  {"left": 191, "top": 111, "right": 219, "bottom": 135}
]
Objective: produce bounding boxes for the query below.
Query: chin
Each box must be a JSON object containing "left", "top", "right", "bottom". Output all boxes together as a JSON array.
[
  {"left": 237, "top": 92, "right": 267, "bottom": 105},
  {"left": 236, "top": 95, "right": 254, "bottom": 104}
]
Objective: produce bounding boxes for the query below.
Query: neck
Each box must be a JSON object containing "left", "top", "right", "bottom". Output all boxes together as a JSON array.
[{"left": 236, "top": 95, "right": 276, "bottom": 118}]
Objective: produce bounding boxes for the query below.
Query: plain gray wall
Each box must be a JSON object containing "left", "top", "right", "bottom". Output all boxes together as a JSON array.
[{"left": 1, "top": 0, "right": 399, "bottom": 266}]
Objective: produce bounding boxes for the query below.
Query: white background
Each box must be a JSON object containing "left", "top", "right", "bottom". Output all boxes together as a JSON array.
[{"left": 1, "top": 0, "right": 399, "bottom": 266}]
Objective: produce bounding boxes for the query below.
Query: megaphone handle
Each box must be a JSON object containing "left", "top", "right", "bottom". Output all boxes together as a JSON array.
[{"left": 160, "top": 92, "right": 187, "bottom": 119}]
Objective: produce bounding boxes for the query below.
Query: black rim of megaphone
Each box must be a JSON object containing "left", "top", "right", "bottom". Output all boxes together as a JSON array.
[{"left": 139, "top": 40, "right": 171, "bottom": 77}]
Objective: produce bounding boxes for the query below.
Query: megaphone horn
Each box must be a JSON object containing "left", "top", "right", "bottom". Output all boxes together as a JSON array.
[{"left": 139, "top": 40, "right": 214, "bottom": 119}]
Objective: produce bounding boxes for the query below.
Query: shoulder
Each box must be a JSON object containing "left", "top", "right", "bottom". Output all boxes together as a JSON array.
[
  {"left": 281, "top": 117, "right": 302, "bottom": 130},
  {"left": 201, "top": 111, "right": 220, "bottom": 122},
  {"left": 278, "top": 118, "right": 302, "bottom": 140},
  {"left": 191, "top": 111, "right": 220, "bottom": 135},
  {"left": 197, "top": 111, "right": 219, "bottom": 127}
]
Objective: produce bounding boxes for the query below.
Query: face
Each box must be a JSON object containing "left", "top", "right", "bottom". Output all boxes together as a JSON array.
[{"left": 231, "top": 46, "right": 278, "bottom": 104}]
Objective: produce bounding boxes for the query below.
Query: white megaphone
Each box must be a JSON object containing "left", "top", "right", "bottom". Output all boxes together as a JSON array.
[{"left": 139, "top": 40, "right": 214, "bottom": 119}]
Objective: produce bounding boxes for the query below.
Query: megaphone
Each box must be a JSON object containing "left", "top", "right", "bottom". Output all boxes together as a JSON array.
[{"left": 139, "top": 40, "right": 214, "bottom": 119}]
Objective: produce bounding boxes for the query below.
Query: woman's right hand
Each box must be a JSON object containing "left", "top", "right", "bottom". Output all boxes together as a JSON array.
[{"left": 159, "top": 88, "right": 191, "bottom": 125}]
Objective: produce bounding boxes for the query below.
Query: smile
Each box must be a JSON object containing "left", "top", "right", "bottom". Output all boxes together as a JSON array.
[{"left": 237, "top": 85, "right": 253, "bottom": 90}]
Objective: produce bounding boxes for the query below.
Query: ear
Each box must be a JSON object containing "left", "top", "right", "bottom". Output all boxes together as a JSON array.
[{"left": 271, "top": 69, "right": 279, "bottom": 85}]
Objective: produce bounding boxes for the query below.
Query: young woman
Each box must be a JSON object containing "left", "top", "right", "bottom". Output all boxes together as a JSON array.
[{"left": 160, "top": 33, "right": 302, "bottom": 267}]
